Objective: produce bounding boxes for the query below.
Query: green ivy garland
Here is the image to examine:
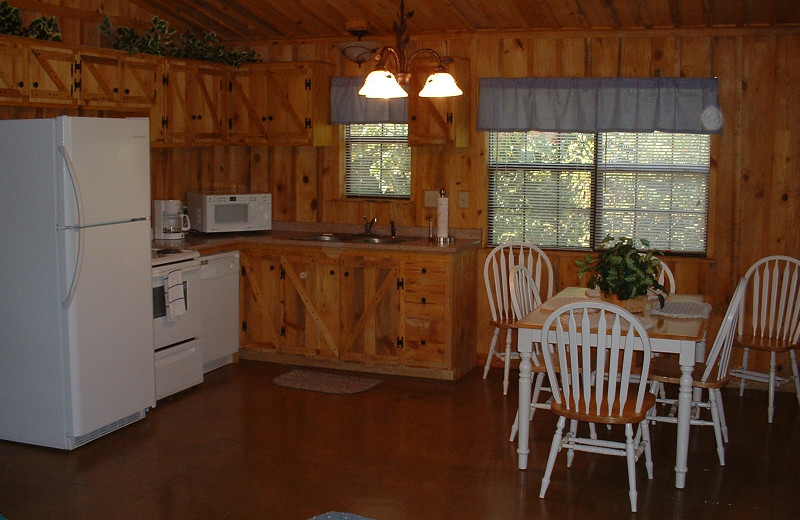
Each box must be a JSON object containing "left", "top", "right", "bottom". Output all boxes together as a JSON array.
[
  {"left": 100, "top": 16, "right": 260, "bottom": 68},
  {"left": 0, "top": 1, "right": 61, "bottom": 41}
]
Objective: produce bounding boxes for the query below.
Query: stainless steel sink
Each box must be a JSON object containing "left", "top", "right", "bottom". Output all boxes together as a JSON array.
[
  {"left": 292, "top": 233, "right": 413, "bottom": 245},
  {"left": 292, "top": 233, "right": 351, "bottom": 242},
  {"left": 350, "top": 235, "right": 412, "bottom": 245}
]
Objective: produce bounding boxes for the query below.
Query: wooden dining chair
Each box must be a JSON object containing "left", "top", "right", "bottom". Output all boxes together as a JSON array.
[
  {"left": 482, "top": 242, "right": 554, "bottom": 395},
  {"left": 538, "top": 301, "right": 656, "bottom": 513},
  {"left": 648, "top": 277, "right": 747, "bottom": 466},
  {"left": 729, "top": 255, "right": 800, "bottom": 423}
]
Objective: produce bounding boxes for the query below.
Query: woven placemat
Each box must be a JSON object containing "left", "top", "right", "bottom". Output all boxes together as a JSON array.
[{"left": 273, "top": 370, "right": 382, "bottom": 394}]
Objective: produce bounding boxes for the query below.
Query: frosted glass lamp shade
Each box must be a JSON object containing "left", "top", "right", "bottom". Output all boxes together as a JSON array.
[
  {"left": 358, "top": 70, "right": 409, "bottom": 98},
  {"left": 418, "top": 72, "right": 463, "bottom": 98}
]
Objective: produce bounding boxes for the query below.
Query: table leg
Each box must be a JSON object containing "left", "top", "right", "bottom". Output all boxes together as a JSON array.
[
  {"left": 675, "top": 362, "right": 693, "bottom": 488},
  {"left": 517, "top": 331, "right": 533, "bottom": 470}
]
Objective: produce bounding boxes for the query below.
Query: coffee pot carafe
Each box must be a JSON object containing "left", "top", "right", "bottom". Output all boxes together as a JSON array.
[{"left": 153, "top": 199, "right": 190, "bottom": 240}]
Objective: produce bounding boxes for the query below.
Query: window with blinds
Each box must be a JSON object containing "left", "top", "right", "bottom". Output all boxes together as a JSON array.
[
  {"left": 345, "top": 124, "right": 411, "bottom": 198},
  {"left": 488, "top": 131, "right": 710, "bottom": 253}
]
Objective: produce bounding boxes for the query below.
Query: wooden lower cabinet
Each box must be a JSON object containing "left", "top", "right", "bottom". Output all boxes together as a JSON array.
[{"left": 239, "top": 243, "right": 477, "bottom": 380}]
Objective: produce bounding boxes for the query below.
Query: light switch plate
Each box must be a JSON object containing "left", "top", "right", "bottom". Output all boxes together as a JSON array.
[
  {"left": 458, "top": 191, "right": 469, "bottom": 208},
  {"left": 424, "top": 190, "right": 438, "bottom": 208}
]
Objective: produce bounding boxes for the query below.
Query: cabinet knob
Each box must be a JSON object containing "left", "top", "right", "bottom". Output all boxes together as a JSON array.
[
  {"left": 421, "top": 297, "right": 427, "bottom": 304},
  {"left": 269, "top": 265, "right": 275, "bottom": 270},
  {"left": 421, "top": 268, "right": 427, "bottom": 274},
  {"left": 421, "top": 339, "right": 426, "bottom": 345},
  {"left": 261, "top": 116, "right": 267, "bottom": 122},
  {"left": 18, "top": 81, "right": 24, "bottom": 88},
  {"left": 268, "top": 115, "right": 273, "bottom": 121},
  {"left": 198, "top": 115, "right": 202, "bottom": 120},
  {"left": 33, "top": 81, "right": 39, "bottom": 88},
  {"left": 411, "top": 115, "right": 417, "bottom": 121},
  {"left": 113, "top": 87, "right": 118, "bottom": 93},
  {"left": 191, "top": 115, "right": 197, "bottom": 120},
  {"left": 330, "top": 269, "right": 335, "bottom": 275},
  {"left": 124, "top": 88, "right": 130, "bottom": 94},
  {"left": 344, "top": 271, "right": 349, "bottom": 277}
]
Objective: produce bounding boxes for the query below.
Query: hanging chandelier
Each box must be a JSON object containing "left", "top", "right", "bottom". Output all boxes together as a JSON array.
[{"left": 357, "top": 0, "right": 463, "bottom": 99}]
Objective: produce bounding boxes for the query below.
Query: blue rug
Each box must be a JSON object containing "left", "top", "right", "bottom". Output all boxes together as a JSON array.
[{"left": 309, "top": 513, "right": 375, "bottom": 520}]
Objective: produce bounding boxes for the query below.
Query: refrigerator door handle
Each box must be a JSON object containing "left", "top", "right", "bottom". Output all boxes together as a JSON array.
[
  {"left": 59, "top": 145, "right": 84, "bottom": 308},
  {"left": 58, "top": 145, "right": 84, "bottom": 230}
]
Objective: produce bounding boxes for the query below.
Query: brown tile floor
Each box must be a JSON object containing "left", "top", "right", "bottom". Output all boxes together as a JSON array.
[{"left": 1, "top": 360, "right": 799, "bottom": 519}]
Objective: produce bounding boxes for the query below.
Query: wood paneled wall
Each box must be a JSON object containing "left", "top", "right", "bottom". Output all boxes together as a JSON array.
[{"left": 4, "top": 4, "right": 799, "bottom": 373}]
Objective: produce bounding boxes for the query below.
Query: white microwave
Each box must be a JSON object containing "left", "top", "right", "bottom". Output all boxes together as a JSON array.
[{"left": 187, "top": 192, "right": 272, "bottom": 233}]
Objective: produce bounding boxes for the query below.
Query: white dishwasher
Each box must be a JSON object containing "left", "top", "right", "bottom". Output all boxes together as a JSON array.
[{"left": 199, "top": 250, "right": 240, "bottom": 373}]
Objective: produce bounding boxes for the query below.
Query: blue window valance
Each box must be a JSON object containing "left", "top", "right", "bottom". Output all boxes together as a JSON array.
[
  {"left": 477, "top": 77, "right": 722, "bottom": 134},
  {"left": 330, "top": 76, "right": 408, "bottom": 125}
]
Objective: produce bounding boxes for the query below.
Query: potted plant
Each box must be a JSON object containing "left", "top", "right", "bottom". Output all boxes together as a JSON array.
[{"left": 576, "top": 235, "right": 667, "bottom": 312}]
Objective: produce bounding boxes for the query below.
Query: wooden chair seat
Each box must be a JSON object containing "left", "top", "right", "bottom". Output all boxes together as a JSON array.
[
  {"left": 649, "top": 356, "right": 730, "bottom": 390},
  {"left": 734, "top": 334, "right": 799, "bottom": 353},
  {"left": 551, "top": 391, "right": 656, "bottom": 425}
]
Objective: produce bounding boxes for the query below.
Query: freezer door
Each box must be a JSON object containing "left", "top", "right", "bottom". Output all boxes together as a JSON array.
[
  {"left": 57, "top": 117, "right": 151, "bottom": 227},
  {"left": 61, "top": 219, "right": 155, "bottom": 437}
]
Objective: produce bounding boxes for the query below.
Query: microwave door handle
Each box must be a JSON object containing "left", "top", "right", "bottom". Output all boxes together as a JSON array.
[{"left": 58, "top": 145, "right": 85, "bottom": 308}]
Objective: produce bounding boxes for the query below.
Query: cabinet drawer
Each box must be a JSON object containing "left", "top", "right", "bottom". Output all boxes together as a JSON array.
[
  {"left": 404, "top": 262, "right": 446, "bottom": 297},
  {"left": 404, "top": 316, "right": 445, "bottom": 344},
  {"left": 404, "top": 299, "right": 445, "bottom": 319}
]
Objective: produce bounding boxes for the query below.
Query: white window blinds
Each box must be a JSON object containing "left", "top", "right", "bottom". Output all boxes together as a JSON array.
[
  {"left": 488, "top": 131, "right": 710, "bottom": 253},
  {"left": 345, "top": 124, "right": 411, "bottom": 198}
]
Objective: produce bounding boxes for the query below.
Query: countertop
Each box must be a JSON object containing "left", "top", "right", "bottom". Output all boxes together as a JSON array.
[{"left": 155, "top": 222, "right": 482, "bottom": 254}]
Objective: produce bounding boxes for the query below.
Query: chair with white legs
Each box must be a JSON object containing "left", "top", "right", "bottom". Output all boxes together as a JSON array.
[
  {"left": 648, "top": 277, "right": 747, "bottom": 466},
  {"left": 482, "top": 242, "right": 554, "bottom": 395},
  {"left": 729, "top": 255, "right": 800, "bottom": 423},
  {"left": 538, "top": 301, "right": 656, "bottom": 513}
]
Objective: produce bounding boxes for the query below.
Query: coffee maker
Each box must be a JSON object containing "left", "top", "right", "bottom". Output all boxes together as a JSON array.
[{"left": 153, "top": 199, "right": 190, "bottom": 240}]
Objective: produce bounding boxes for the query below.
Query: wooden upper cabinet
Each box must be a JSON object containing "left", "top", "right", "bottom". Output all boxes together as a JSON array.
[
  {"left": 228, "top": 64, "right": 269, "bottom": 143},
  {"left": 229, "top": 61, "right": 333, "bottom": 146},
  {"left": 28, "top": 42, "right": 78, "bottom": 107},
  {"left": 0, "top": 38, "right": 28, "bottom": 104},
  {"left": 164, "top": 60, "right": 228, "bottom": 144},
  {"left": 76, "top": 49, "right": 122, "bottom": 108},
  {"left": 407, "top": 56, "right": 470, "bottom": 147},
  {"left": 120, "top": 55, "right": 158, "bottom": 109}
]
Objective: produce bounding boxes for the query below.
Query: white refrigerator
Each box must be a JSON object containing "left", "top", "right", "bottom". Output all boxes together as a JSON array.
[{"left": 0, "top": 116, "right": 155, "bottom": 449}]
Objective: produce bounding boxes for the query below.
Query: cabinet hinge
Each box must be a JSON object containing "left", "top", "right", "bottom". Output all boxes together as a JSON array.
[
  {"left": 281, "top": 325, "right": 286, "bottom": 337},
  {"left": 305, "top": 79, "right": 311, "bottom": 90},
  {"left": 280, "top": 267, "right": 285, "bottom": 280},
  {"left": 241, "top": 321, "right": 247, "bottom": 332},
  {"left": 74, "top": 61, "right": 81, "bottom": 73},
  {"left": 446, "top": 112, "right": 453, "bottom": 124},
  {"left": 74, "top": 80, "right": 81, "bottom": 90},
  {"left": 161, "top": 117, "right": 168, "bottom": 128},
  {"left": 240, "top": 265, "right": 246, "bottom": 277},
  {"left": 304, "top": 118, "right": 311, "bottom": 128},
  {"left": 396, "top": 337, "right": 404, "bottom": 349},
  {"left": 228, "top": 80, "right": 232, "bottom": 92},
  {"left": 162, "top": 75, "right": 169, "bottom": 86},
  {"left": 397, "top": 278, "right": 404, "bottom": 290},
  {"left": 228, "top": 118, "right": 232, "bottom": 130}
]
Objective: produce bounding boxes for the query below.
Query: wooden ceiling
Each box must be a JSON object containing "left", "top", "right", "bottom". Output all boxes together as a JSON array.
[{"left": 124, "top": 0, "right": 800, "bottom": 44}]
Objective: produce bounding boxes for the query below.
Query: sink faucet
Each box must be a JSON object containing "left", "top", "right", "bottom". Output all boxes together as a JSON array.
[{"left": 363, "top": 215, "right": 377, "bottom": 234}]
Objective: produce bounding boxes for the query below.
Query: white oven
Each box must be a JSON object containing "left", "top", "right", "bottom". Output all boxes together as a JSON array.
[{"left": 151, "top": 248, "right": 203, "bottom": 400}]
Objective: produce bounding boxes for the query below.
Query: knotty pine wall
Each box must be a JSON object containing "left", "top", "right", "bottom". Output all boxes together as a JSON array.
[{"left": 4, "top": 3, "right": 799, "bottom": 374}]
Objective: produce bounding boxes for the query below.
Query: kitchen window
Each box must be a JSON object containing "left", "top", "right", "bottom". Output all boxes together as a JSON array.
[
  {"left": 345, "top": 123, "right": 411, "bottom": 198},
  {"left": 488, "top": 130, "right": 711, "bottom": 253}
]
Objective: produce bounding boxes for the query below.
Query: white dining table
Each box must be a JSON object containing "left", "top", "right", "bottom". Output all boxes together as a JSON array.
[{"left": 514, "top": 287, "right": 710, "bottom": 489}]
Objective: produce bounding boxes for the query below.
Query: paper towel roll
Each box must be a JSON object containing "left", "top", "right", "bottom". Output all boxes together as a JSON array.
[{"left": 436, "top": 197, "right": 449, "bottom": 239}]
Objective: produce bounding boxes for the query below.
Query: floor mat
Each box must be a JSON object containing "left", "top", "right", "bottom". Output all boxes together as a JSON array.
[{"left": 273, "top": 369, "right": 382, "bottom": 394}]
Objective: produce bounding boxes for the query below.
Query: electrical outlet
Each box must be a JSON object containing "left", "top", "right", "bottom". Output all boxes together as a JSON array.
[
  {"left": 458, "top": 191, "right": 469, "bottom": 208},
  {"left": 424, "top": 190, "right": 438, "bottom": 208}
]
